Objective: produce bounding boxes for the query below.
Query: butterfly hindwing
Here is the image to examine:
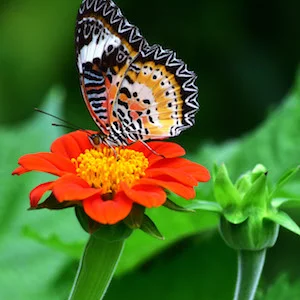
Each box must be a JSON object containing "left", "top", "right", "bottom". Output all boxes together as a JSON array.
[{"left": 112, "top": 45, "right": 198, "bottom": 143}]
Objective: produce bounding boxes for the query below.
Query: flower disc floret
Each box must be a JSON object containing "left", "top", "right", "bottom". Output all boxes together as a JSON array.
[{"left": 71, "top": 147, "right": 149, "bottom": 194}]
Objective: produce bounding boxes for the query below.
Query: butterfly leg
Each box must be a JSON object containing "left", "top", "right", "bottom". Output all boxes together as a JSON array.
[
  {"left": 140, "top": 140, "right": 166, "bottom": 158},
  {"left": 105, "top": 140, "right": 119, "bottom": 159}
]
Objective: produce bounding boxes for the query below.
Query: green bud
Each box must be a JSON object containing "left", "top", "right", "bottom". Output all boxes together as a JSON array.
[
  {"left": 210, "top": 163, "right": 299, "bottom": 250},
  {"left": 219, "top": 215, "right": 279, "bottom": 250}
]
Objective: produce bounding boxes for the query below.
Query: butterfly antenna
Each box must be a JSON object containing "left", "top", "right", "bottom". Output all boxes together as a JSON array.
[
  {"left": 51, "top": 123, "right": 78, "bottom": 131},
  {"left": 34, "top": 108, "right": 82, "bottom": 131}
]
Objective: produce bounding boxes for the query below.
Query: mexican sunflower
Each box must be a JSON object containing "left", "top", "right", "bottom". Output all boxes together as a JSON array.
[{"left": 12, "top": 131, "right": 210, "bottom": 225}]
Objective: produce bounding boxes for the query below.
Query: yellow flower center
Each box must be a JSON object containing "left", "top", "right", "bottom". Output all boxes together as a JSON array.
[{"left": 71, "top": 147, "right": 149, "bottom": 194}]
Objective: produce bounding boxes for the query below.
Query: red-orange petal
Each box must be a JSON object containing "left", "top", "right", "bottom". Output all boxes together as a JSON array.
[
  {"left": 121, "top": 182, "right": 166, "bottom": 207},
  {"left": 30, "top": 181, "right": 54, "bottom": 207},
  {"left": 150, "top": 157, "right": 210, "bottom": 182},
  {"left": 138, "top": 177, "right": 196, "bottom": 199},
  {"left": 83, "top": 191, "right": 133, "bottom": 224},
  {"left": 145, "top": 168, "right": 198, "bottom": 187},
  {"left": 52, "top": 174, "right": 101, "bottom": 202},
  {"left": 15, "top": 152, "right": 75, "bottom": 176},
  {"left": 12, "top": 166, "right": 28, "bottom": 175},
  {"left": 51, "top": 130, "right": 95, "bottom": 159},
  {"left": 129, "top": 141, "right": 186, "bottom": 166}
]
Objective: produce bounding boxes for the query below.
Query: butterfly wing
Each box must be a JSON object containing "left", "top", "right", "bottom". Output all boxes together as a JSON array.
[
  {"left": 110, "top": 44, "right": 199, "bottom": 143},
  {"left": 75, "top": 0, "right": 148, "bottom": 135}
]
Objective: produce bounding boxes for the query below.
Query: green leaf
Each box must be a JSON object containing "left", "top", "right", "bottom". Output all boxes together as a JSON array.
[
  {"left": 235, "top": 171, "right": 252, "bottom": 197},
  {"left": 213, "top": 164, "right": 241, "bottom": 208},
  {"left": 34, "top": 192, "right": 78, "bottom": 210},
  {"left": 251, "top": 164, "right": 268, "bottom": 183},
  {"left": 271, "top": 197, "right": 300, "bottom": 208},
  {"left": 22, "top": 226, "right": 84, "bottom": 259},
  {"left": 265, "top": 211, "right": 300, "bottom": 235},
  {"left": 270, "top": 166, "right": 300, "bottom": 197},
  {"left": 256, "top": 274, "right": 300, "bottom": 300},
  {"left": 242, "top": 173, "right": 268, "bottom": 210},
  {"left": 123, "top": 204, "right": 145, "bottom": 229},
  {"left": 75, "top": 206, "right": 92, "bottom": 233},
  {"left": 106, "top": 233, "right": 236, "bottom": 300},
  {"left": 0, "top": 87, "right": 87, "bottom": 300},
  {"left": 163, "top": 198, "right": 196, "bottom": 213},
  {"left": 186, "top": 200, "right": 222, "bottom": 213},
  {"left": 140, "top": 215, "right": 165, "bottom": 240}
]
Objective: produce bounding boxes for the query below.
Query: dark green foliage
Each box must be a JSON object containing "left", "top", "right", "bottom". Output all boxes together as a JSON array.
[{"left": 1, "top": 0, "right": 300, "bottom": 299}]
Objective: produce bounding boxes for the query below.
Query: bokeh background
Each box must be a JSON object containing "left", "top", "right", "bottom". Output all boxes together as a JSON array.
[{"left": 1, "top": 0, "right": 300, "bottom": 299}]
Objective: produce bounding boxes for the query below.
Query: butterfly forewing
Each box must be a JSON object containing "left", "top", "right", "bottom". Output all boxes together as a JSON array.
[
  {"left": 76, "top": 0, "right": 199, "bottom": 146},
  {"left": 75, "top": 0, "right": 148, "bottom": 135}
]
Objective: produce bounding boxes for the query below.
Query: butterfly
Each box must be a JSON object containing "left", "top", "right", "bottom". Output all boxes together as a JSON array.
[{"left": 75, "top": 0, "right": 199, "bottom": 147}]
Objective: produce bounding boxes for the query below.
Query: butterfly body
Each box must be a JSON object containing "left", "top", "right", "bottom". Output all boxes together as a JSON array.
[{"left": 76, "top": 0, "right": 199, "bottom": 146}]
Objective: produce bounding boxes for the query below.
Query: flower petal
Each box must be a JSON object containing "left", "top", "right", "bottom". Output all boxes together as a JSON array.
[
  {"left": 121, "top": 182, "right": 166, "bottom": 207},
  {"left": 138, "top": 177, "right": 196, "bottom": 199},
  {"left": 51, "top": 130, "right": 95, "bottom": 159},
  {"left": 129, "top": 141, "right": 186, "bottom": 166},
  {"left": 150, "top": 157, "right": 211, "bottom": 182},
  {"left": 12, "top": 166, "right": 28, "bottom": 175},
  {"left": 14, "top": 152, "right": 75, "bottom": 176},
  {"left": 30, "top": 181, "right": 54, "bottom": 207},
  {"left": 146, "top": 168, "right": 198, "bottom": 187},
  {"left": 83, "top": 191, "right": 133, "bottom": 224},
  {"left": 52, "top": 174, "right": 100, "bottom": 202}
]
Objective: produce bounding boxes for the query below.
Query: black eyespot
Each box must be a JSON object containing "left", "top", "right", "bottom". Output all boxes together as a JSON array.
[{"left": 107, "top": 45, "right": 113, "bottom": 52}]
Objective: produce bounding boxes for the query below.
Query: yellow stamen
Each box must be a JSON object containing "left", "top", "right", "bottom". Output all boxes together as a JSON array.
[{"left": 71, "top": 147, "right": 149, "bottom": 194}]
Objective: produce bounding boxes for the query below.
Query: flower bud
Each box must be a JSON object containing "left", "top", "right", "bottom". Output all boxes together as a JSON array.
[
  {"left": 190, "top": 164, "right": 300, "bottom": 251},
  {"left": 219, "top": 215, "right": 279, "bottom": 250}
]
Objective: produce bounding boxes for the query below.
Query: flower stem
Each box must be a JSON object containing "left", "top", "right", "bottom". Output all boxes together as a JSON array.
[
  {"left": 234, "top": 249, "right": 266, "bottom": 300},
  {"left": 68, "top": 234, "right": 125, "bottom": 300}
]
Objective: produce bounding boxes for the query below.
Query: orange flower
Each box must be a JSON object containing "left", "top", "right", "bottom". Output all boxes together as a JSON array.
[{"left": 12, "top": 131, "right": 210, "bottom": 224}]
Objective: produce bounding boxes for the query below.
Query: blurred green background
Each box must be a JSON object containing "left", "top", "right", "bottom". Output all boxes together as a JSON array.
[{"left": 1, "top": 0, "right": 300, "bottom": 299}]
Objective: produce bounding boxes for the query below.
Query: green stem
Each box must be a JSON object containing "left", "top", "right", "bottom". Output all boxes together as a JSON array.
[
  {"left": 234, "top": 249, "right": 266, "bottom": 300},
  {"left": 68, "top": 234, "right": 125, "bottom": 300}
]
